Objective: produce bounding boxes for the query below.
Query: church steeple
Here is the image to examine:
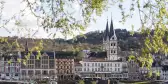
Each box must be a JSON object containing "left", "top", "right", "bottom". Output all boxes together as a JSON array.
[
  {"left": 104, "top": 18, "right": 109, "bottom": 41},
  {"left": 25, "top": 40, "right": 29, "bottom": 54},
  {"left": 109, "top": 14, "right": 114, "bottom": 39}
]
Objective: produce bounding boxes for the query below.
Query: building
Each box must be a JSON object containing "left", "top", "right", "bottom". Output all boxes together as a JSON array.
[
  {"left": 128, "top": 60, "right": 141, "bottom": 80},
  {"left": 74, "top": 62, "right": 82, "bottom": 75},
  {"left": 0, "top": 52, "right": 21, "bottom": 80},
  {"left": 55, "top": 51, "right": 75, "bottom": 81},
  {"left": 20, "top": 51, "right": 56, "bottom": 80},
  {"left": 123, "top": 51, "right": 142, "bottom": 80},
  {"left": 79, "top": 17, "right": 128, "bottom": 80}
]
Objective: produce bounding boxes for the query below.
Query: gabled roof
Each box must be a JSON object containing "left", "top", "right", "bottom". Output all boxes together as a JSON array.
[{"left": 20, "top": 51, "right": 55, "bottom": 59}]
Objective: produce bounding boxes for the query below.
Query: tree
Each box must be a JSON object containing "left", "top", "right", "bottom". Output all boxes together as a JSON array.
[
  {"left": 76, "top": 51, "right": 85, "bottom": 61},
  {"left": 0, "top": 0, "right": 167, "bottom": 68},
  {"left": 79, "top": 80, "right": 85, "bottom": 84},
  {"left": 91, "top": 81, "right": 96, "bottom": 84}
]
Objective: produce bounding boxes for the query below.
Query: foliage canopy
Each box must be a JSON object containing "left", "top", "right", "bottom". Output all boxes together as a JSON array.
[{"left": 0, "top": 0, "right": 167, "bottom": 71}]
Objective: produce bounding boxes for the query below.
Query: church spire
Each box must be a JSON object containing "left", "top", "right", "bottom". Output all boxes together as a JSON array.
[
  {"left": 104, "top": 18, "right": 109, "bottom": 41},
  {"left": 25, "top": 39, "right": 29, "bottom": 54},
  {"left": 109, "top": 13, "right": 114, "bottom": 39}
]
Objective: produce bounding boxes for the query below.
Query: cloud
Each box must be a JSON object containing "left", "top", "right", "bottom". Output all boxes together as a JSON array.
[{"left": 0, "top": 0, "right": 50, "bottom": 38}]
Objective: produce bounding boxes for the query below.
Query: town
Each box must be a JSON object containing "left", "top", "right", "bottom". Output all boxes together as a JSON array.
[
  {"left": 0, "top": 0, "right": 168, "bottom": 84},
  {"left": 0, "top": 18, "right": 168, "bottom": 84}
]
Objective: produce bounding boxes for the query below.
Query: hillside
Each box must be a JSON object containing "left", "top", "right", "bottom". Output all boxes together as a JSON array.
[
  {"left": 67, "top": 29, "right": 141, "bottom": 51},
  {"left": 0, "top": 29, "right": 141, "bottom": 52}
]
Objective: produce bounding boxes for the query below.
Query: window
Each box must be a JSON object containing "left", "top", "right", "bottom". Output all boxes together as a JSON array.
[
  {"left": 43, "top": 71, "right": 48, "bottom": 75},
  {"left": 111, "top": 43, "right": 113, "bottom": 46},
  {"left": 111, "top": 50, "right": 113, "bottom": 53},
  {"left": 95, "top": 63, "right": 97, "bottom": 67},
  {"left": 92, "top": 63, "right": 94, "bottom": 66},
  {"left": 114, "top": 50, "right": 116, "bottom": 53},
  {"left": 92, "top": 68, "right": 94, "bottom": 71},
  {"left": 104, "top": 63, "right": 106, "bottom": 67},
  {"left": 87, "top": 68, "right": 89, "bottom": 71},
  {"left": 49, "top": 60, "right": 54, "bottom": 69},
  {"left": 115, "top": 68, "right": 117, "bottom": 71},
  {"left": 115, "top": 64, "right": 117, "bottom": 67},
  {"left": 107, "top": 68, "right": 109, "bottom": 71},
  {"left": 87, "top": 63, "right": 89, "bottom": 66},
  {"left": 84, "top": 68, "right": 86, "bottom": 71},
  {"left": 22, "top": 70, "right": 26, "bottom": 76},
  {"left": 114, "top": 43, "right": 115, "bottom": 46},
  {"left": 95, "top": 68, "right": 97, "bottom": 71},
  {"left": 107, "top": 63, "right": 109, "bottom": 67},
  {"left": 15, "top": 73, "right": 18, "bottom": 76},
  {"left": 118, "top": 64, "right": 120, "bottom": 67},
  {"left": 28, "top": 70, "right": 34, "bottom": 75},
  {"left": 84, "top": 63, "right": 86, "bottom": 66},
  {"left": 6, "top": 73, "right": 9, "bottom": 76},
  {"left": 118, "top": 68, "right": 120, "bottom": 72},
  {"left": 35, "top": 60, "right": 41, "bottom": 68},
  {"left": 104, "top": 68, "right": 106, "bottom": 71}
]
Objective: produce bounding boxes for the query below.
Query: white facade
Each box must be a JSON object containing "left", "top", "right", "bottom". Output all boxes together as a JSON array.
[
  {"left": 82, "top": 62, "right": 123, "bottom": 73},
  {"left": 78, "top": 18, "right": 128, "bottom": 79},
  {"left": 80, "top": 61, "right": 128, "bottom": 79}
]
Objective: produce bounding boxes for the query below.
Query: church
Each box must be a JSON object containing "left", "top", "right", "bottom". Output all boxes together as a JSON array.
[{"left": 78, "top": 17, "right": 129, "bottom": 80}]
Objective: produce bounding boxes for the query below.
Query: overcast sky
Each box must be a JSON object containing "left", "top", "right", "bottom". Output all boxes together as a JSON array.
[{"left": 0, "top": 0, "right": 141, "bottom": 39}]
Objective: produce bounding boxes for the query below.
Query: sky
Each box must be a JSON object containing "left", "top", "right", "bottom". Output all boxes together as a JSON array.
[{"left": 0, "top": 0, "right": 141, "bottom": 39}]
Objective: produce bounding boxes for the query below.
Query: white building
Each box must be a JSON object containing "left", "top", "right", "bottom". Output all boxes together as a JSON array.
[
  {"left": 80, "top": 60, "right": 128, "bottom": 79},
  {"left": 78, "top": 18, "right": 128, "bottom": 80}
]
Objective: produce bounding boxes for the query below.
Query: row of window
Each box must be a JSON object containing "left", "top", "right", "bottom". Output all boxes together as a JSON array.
[
  {"left": 84, "top": 63, "right": 120, "bottom": 67},
  {"left": 58, "top": 70, "right": 73, "bottom": 74},
  {"left": 56, "top": 62, "right": 73, "bottom": 64},
  {"left": 83, "top": 74, "right": 127, "bottom": 78},
  {"left": 0, "top": 73, "right": 19, "bottom": 76},
  {"left": 111, "top": 50, "right": 116, "bottom": 54},
  {"left": 75, "top": 68, "right": 82, "bottom": 71},
  {"left": 58, "top": 66, "right": 72, "bottom": 69},
  {"left": 83, "top": 68, "right": 120, "bottom": 72},
  {"left": 111, "top": 43, "right": 116, "bottom": 46},
  {"left": 104, "top": 43, "right": 117, "bottom": 47},
  {"left": 4, "top": 63, "right": 20, "bottom": 66},
  {"left": 0, "top": 67, "right": 19, "bottom": 73},
  {"left": 21, "top": 70, "right": 55, "bottom": 75}
]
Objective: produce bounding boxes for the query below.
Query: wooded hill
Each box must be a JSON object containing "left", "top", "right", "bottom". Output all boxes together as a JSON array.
[{"left": 0, "top": 29, "right": 141, "bottom": 52}]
